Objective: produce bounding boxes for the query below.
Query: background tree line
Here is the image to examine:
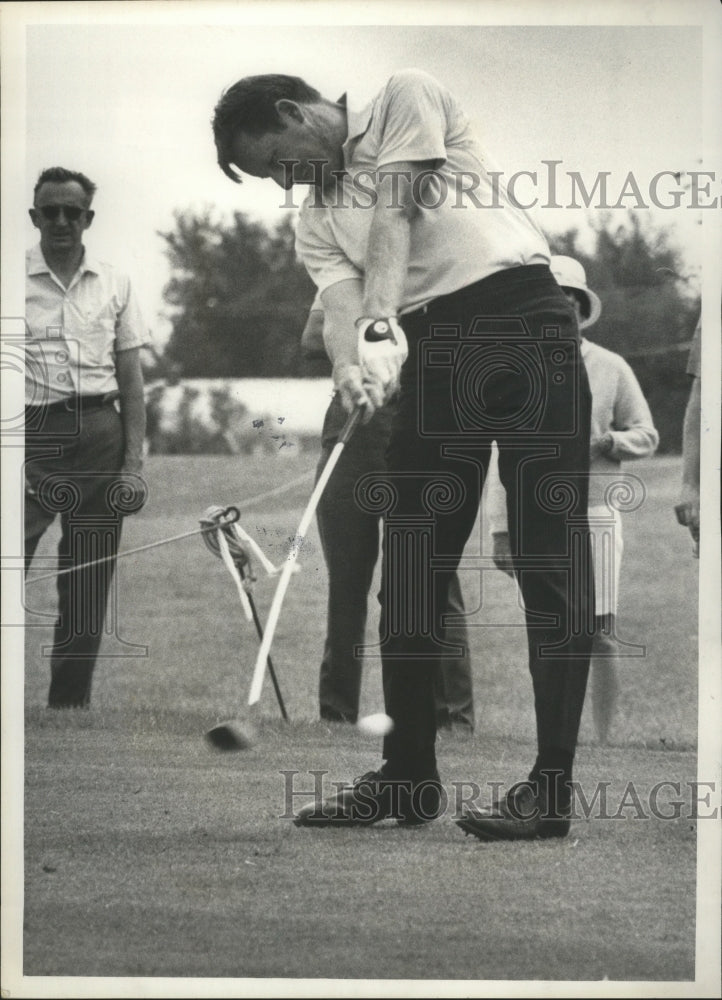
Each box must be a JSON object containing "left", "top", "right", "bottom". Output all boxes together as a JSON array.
[
  {"left": 155, "top": 208, "right": 700, "bottom": 452},
  {"left": 158, "top": 210, "right": 319, "bottom": 379}
]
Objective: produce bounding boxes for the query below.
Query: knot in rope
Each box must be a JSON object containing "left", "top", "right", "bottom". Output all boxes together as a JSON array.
[{"left": 199, "top": 505, "right": 252, "bottom": 570}]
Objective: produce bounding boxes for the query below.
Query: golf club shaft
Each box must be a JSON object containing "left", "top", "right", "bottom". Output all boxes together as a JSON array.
[
  {"left": 239, "top": 565, "right": 289, "bottom": 721},
  {"left": 248, "top": 406, "right": 363, "bottom": 706}
]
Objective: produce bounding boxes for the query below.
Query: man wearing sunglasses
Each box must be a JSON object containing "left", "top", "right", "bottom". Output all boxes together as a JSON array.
[{"left": 25, "top": 167, "right": 148, "bottom": 708}]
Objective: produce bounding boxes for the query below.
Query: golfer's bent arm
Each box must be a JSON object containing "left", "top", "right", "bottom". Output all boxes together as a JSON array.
[{"left": 362, "top": 159, "right": 432, "bottom": 319}]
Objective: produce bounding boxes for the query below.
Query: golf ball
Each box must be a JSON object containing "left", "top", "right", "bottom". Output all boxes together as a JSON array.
[{"left": 357, "top": 713, "right": 394, "bottom": 737}]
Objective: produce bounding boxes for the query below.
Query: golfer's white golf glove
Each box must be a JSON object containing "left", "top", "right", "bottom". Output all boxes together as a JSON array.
[{"left": 356, "top": 317, "right": 408, "bottom": 400}]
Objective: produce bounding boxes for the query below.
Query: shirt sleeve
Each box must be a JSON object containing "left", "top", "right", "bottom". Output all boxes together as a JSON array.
[
  {"left": 608, "top": 358, "right": 660, "bottom": 460},
  {"left": 374, "top": 70, "right": 451, "bottom": 169},
  {"left": 115, "top": 273, "right": 150, "bottom": 352},
  {"left": 295, "top": 207, "right": 363, "bottom": 296}
]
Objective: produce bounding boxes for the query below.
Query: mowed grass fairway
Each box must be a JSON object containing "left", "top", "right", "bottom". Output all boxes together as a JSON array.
[{"left": 20, "top": 453, "right": 701, "bottom": 985}]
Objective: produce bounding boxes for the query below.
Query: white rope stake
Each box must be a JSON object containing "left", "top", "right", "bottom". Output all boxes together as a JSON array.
[
  {"left": 233, "top": 522, "right": 279, "bottom": 578},
  {"left": 215, "top": 525, "right": 253, "bottom": 622},
  {"left": 200, "top": 505, "right": 289, "bottom": 580},
  {"left": 200, "top": 505, "right": 290, "bottom": 720}
]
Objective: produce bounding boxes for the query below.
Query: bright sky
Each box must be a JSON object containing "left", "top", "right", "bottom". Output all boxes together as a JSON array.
[{"left": 7, "top": 1, "right": 718, "bottom": 347}]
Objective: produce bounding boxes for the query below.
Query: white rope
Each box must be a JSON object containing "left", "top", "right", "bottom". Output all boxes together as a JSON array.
[{"left": 23, "top": 466, "right": 315, "bottom": 586}]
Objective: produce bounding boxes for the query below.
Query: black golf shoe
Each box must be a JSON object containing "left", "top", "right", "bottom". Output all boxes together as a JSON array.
[
  {"left": 456, "top": 779, "right": 571, "bottom": 842},
  {"left": 293, "top": 768, "right": 443, "bottom": 827}
]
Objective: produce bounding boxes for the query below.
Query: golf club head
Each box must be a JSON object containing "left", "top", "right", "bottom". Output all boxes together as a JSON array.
[{"left": 205, "top": 720, "right": 256, "bottom": 752}]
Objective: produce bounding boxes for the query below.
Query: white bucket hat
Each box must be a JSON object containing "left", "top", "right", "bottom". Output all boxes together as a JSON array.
[{"left": 550, "top": 255, "right": 602, "bottom": 329}]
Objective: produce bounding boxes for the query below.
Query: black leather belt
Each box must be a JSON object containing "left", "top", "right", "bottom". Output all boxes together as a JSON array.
[{"left": 25, "top": 393, "right": 119, "bottom": 415}]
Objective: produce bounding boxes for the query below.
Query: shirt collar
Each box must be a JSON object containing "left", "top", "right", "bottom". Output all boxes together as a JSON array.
[
  {"left": 27, "top": 243, "right": 100, "bottom": 279},
  {"left": 80, "top": 251, "right": 101, "bottom": 276},
  {"left": 27, "top": 244, "right": 50, "bottom": 277},
  {"left": 339, "top": 91, "right": 373, "bottom": 162}
]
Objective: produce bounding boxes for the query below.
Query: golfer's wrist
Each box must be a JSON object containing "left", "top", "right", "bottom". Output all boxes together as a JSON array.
[
  {"left": 355, "top": 314, "right": 398, "bottom": 327},
  {"left": 360, "top": 289, "right": 397, "bottom": 313},
  {"left": 332, "top": 358, "right": 360, "bottom": 379}
]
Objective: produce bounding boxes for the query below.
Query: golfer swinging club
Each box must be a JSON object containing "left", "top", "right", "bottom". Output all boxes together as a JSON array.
[{"left": 213, "top": 69, "right": 594, "bottom": 840}]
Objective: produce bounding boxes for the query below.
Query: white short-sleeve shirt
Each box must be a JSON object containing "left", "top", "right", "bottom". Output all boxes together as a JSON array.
[
  {"left": 296, "top": 69, "right": 550, "bottom": 313},
  {"left": 25, "top": 244, "right": 149, "bottom": 405}
]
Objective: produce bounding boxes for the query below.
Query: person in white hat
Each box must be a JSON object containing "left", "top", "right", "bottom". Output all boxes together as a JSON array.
[{"left": 486, "top": 255, "right": 659, "bottom": 744}]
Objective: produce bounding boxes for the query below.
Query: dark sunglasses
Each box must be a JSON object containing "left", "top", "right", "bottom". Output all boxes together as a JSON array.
[{"left": 36, "top": 204, "right": 89, "bottom": 222}]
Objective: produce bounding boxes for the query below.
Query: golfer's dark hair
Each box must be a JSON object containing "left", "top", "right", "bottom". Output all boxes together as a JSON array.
[
  {"left": 33, "top": 167, "right": 97, "bottom": 203},
  {"left": 212, "top": 74, "right": 322, "bottom": 182}
]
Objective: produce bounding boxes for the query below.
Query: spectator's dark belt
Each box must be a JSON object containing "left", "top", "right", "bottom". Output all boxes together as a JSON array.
[{"left": 25, "top": 392, "right": 119, "bottom": 415}]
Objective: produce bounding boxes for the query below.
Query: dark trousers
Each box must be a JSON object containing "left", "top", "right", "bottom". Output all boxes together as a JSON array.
[
  {"left": 316, "top": 394, "right": 474, "bottom": 727},
  {"left": 378, "top": 265, "right": 594, "bottom": 777},
  {"left": 24, "top": 402, "right": 125, "bottom": 707}
]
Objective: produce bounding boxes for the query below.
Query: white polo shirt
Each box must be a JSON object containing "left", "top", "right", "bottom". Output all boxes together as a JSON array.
[
  {"left": 25, "top": 244, "right": 149, "bottom": 405},
  {"left": 296, "top": 68, "right": 550, "bottom": 313}
]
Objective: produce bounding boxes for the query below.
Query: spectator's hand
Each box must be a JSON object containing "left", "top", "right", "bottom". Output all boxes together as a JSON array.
[
  {"left": 357, "top": 317, "right": 408, "bottom": 403},
  {"left": 590, "top": 432, "right": 614, "bottom": 460},
  {"left": 332, "top": 362, "right": 385, "bottom": 421},
  {"left": 675, "top": 484, "right": 700, "bottom": 557},
  {"left": 115, "top": 462, "right": 149, "bottom": 516},
  {"left": 492, "top": 531, "right": 516, "bottom": 578}
]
